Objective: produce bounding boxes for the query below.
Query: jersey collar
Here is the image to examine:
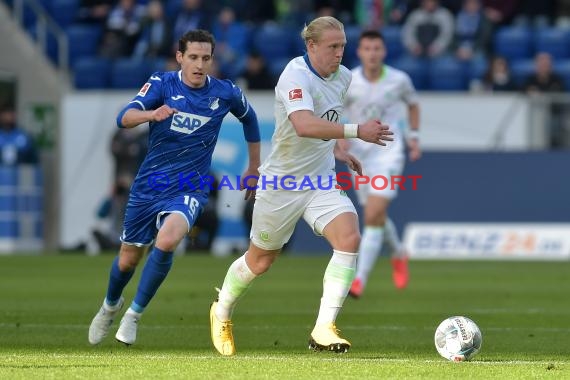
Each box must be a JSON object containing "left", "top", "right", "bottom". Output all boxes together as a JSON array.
[{"left": 303, "top": 54, "right": 325, "bottom": 81}]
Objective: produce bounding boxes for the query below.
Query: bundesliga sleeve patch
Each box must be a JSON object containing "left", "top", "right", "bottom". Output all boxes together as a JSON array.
[
  {"left": 288, "top": 88, "right": 303, "bottom": 101},
  {"left": 137, "top": 82, "right": 151, "bottom": 97}
]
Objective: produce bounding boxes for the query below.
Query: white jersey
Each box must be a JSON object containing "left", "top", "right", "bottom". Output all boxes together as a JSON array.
[
  {"left": 344, "top": 65, "right": 418, "bottom": 155},
  {"left": 260, "top": 56, "right": 352, "bottom": 184}
]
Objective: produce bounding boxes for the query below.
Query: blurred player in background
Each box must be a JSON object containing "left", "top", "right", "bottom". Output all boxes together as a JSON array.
[
  {"left": 209, "top": 16, "right": 393, "bottom": 356},
  {"left": 88, "top": 29, "right": 261, "bottom": 346},
  {"left": 343, "top": 30, "right": 421, "bottom": 298}
]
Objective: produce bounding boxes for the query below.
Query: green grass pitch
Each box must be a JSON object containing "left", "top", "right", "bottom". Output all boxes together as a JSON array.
[{"left": 0, "top": 254, "right": 568, "bottom": 379}]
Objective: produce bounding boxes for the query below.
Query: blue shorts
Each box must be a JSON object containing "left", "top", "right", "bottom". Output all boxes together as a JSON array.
[{"left": 121, "top": 193, "right": 208, "bottom": 246}]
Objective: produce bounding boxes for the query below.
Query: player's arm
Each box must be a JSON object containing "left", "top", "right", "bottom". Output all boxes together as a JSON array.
[
  {"left": 117, "top": 106, "right": 178, "bottom": 129},
  {"left": 289, "top": 110, "right": 393, "bottom": 145},
  {"left": 334, "top": 141, "right": 362, "bottom": 175},
  {"left": 117, "top": 73, "right": 173, "bottom": 129},
  {"left": 230, "top": 86, "right": 261, "bottom": 199},
  {"left": 407, "top": 103, "right": 421, "bottom": 162},
  {"left": 239, "top": 110, "right": 261, "bottom": 200}
]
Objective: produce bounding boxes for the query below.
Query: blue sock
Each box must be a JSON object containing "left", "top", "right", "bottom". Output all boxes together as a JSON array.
[
  {"left": 131, "top": 247, "right": 173, "bottom": 313},
  {"left": 106, "top": 256, "right": 135, "bottom": 306}
]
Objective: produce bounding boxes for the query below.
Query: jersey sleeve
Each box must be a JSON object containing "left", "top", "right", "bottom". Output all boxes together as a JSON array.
[
  {"left": 276, "top": 68, "right": 314, "bottom": 116},
  {"left": 401, "top": 73, "right": 419, "bottom": 105},
  {"left": 128, "top": 73, "right": 165, "bottom": 111},
  {"left": 228, "top": 82, "right": 250, "bottom": 119}
]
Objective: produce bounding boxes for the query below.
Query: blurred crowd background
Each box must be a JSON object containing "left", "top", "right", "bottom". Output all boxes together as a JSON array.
[{"left": 4, "top": 0, "right": 570, "bottom": 93}]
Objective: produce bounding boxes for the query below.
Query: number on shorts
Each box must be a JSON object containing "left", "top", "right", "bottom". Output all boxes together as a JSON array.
[{"left": 184, "top": 195, "right": 200, "bottom": 217}]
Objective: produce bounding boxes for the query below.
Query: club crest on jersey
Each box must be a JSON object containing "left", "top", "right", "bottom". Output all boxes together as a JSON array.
[
  {"left": 170, "top": 111, "right": 211, "bottom": 135},
  {"left": 288, "top": 88, "right": 303, "bottom": 101},
  {"left": 138, "top": 82, "right": 151, "bottom": 97},
  {"left": 208, "top": 97, "right": 219, "bottom": 110}
]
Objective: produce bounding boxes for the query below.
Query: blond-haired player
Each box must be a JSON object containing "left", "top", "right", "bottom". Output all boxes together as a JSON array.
[{"left": 210, "top": 16, "right": 393, "bottom": 355}]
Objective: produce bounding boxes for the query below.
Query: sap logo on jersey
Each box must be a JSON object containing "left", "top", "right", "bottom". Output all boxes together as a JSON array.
[{"left": 170, "top": 111, "right": 211, "bottom": 135}]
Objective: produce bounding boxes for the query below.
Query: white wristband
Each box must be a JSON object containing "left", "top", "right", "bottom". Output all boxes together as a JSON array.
[
  {"left": 407, "top": 129, "right": 419, "bottom": 140},
  {"left": 343, "top": 123, "right": 359, "bottom": 138}
]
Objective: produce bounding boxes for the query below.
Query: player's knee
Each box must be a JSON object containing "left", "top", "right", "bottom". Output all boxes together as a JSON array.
[
  {"left": 336, "top": 230, "right": 360, "bottom": 252},
  {"left": 118, "top": 251, "right": 141, "bottom": 270},
  {"left": 155, "top": 232, "right": 184, "bottom": 252},
  {"left": 246, "top": 247, "right": 279, "bottom": 275},
  {"left": 364, "top": 212, "right": 387, "bottom": 226}
]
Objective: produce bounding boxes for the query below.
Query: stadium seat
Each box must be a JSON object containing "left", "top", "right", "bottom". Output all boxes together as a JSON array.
[
  {"left": 493, "top": 26, "right": 533, "bottom": 61},
  {"left": 67, "top": 24, "right": 103, "bottom": 68},
  {"left": 213, "top": 23, "right": 251, "bottom": 55},
  {"left": 73, "top": 57, "right": 111, "bottom": 89},
  {"left": 252, "top": 24, "right": 295, "bottom": 63},
  {"left": 342, "top": 25, "right": 362, "bottom": 70},
  {"left": 49, "top": 0, "right": 79, "bottom": 28},
  {"left": 267, "top": 57, "right": 291, "bottom": 79},
  {"left": 110, "top": 59, "right": 151, "bottom": 89},
  {"left": 165, "top": 0, "right": 182, "bottom": 19},
  {"left": 392, "top": 56, "right": 429, "bottom": 90},
  {"left": 293, "top": 34, "right": 306, "bottom": 56},
  {"left": 428, "top": 57, "right": 468, "bottom": 91},
  {"left": 534, "top": 28, "right": 570, "bottom": 59},
  {"left": 510, "top": 59, "right": 535, "bottom": 87},
  {"left": 467, "top": 56, "right": 488, "bottom": 83},
  {"left": 26, "top": 25, "right": 59, "bottom": 65},
  {"left": 149, "top": 58, "right": 168, "bottom": 74},
  {"left": 381, "top": 26, "right": 404, "bottom": 60}
]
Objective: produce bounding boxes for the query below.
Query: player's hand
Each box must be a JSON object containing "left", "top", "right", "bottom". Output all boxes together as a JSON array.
[
  {"left": 407, "top": 138, "right": 422, "bottom": 162},
  {"left": 357, "top": 120, "right": 393, "bottom": 146},
  {"left": 334, "top": 146, "right": 362, "bottom": 176},
  {"left": 151, "top": 105, "right": 178, "bottom": 122},
  {"left": 240, "top": 167, "right": 259, "bottom": 200}
]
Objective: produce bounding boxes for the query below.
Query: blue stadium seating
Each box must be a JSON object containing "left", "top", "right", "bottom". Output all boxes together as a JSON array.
[
  {"left": 49, "top": 0, "right": 79, "bottom": 28},
  {"left": 494, "top": 26, "right": 533, "bottom": 61},
  {"left": 292, "top": 33, "right": 306, "bottom": 56},
  {"left": 110, "top": 59, "right": 151, "bottom": 89},
  {"left": 342, "top": 25, "right": 361, "bottom": 70},
  {"left": 467, "top": 56, "right": 488, "bottom": 83},
  {"left": 510, "top": 59, "right": 535, "bottom": 86},
  {"left": 534, "top": 28, "right": 570, "bottom": 59},
  {"left": 67, "top": 24, "right": 103, "bottom": 68},
  {"left": 165, "top": 0, "right": 183, "bottom": 19},
  {"left": 73, "top": 57, "right": 111, "bottom": 89},
  {"left": 267, "top": 57, "right": 291, "bottom": 79},
  {"left": 381, "top": 26, "right": 404, "bottom": 60},
  {"left": 428, "top": 56, "right": 468, "bottom": 91},
  {"left": 392, "top": 56, "right": 429, "bottom": 90},
  {"left": 252, "top": 24, "right": 295, "bottom": 62}
]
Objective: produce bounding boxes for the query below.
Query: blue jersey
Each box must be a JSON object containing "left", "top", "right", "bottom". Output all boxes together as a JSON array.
[{"left": 120, "top": 71, "right": 254, "bottom": 200}]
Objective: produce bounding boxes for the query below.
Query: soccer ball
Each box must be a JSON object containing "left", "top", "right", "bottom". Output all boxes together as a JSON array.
[{"left": 434, "top": 316, "right": 482, "bottom": 362}]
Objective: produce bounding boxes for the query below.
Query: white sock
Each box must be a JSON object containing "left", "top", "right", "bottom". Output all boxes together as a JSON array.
[
  {"left": 384, "top": 218, "right": 405, "bottom": 258},
  {"left": 355, "top": 226, "right": 384, "bottom": 285},
  {"left": 215, "top": 253, "right": 257, "bottom": 321},
  {"left": 315, "top": 249, "right": 357, "bottom": 325}
]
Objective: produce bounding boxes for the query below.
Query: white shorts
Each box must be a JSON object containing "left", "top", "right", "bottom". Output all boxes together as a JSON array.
[
  {"left": 250, "top": 187, "right": 357, "bottom": 250},
  {"left": 353, "top": 151, "right": 405, "bottom": 205}
]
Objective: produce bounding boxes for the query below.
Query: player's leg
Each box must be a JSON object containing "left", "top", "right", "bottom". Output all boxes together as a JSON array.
[
  {"left": 384, "top": 217, "right": 409, "bottom": 289},
  {"left": 210, "top": 242, "right": 281, "bottom": 356},
  {"left": 305, "top": 190, "right": 358, "bottom": 353},
  {"left": 116, "top": 212, "right": 190, "bottom": 345},
  {"left": 350, "top": 195, "right": 390, "bottom": 298},
  {"left": 88, "top": 243, "right": 146, "bottom": 345},
  {"left": 210, "top": 189, "right": 302, "bottom": 356},
  {"left": 88, "top": 195, "right": 156, "bottom": 345}
]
